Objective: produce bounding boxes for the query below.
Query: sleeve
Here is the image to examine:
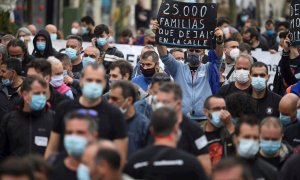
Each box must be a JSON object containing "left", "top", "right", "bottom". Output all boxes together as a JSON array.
[
  {"left": 160, "top": 53, "right": 181, "bottom": 78},
  {"left": 111, "top": 107, "right": 127, "bottom": 139},
  {"left": 52, "top": 101, "right": 67, "bottom": 134},
  {"left": 280, "top": 52, "right": 298, "bottom": 86}
]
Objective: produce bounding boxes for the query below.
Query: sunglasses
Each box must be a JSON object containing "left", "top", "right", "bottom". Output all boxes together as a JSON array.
[
  {"left": 83, "top": 53, "right": 96, "bottom": 59},
  {"left": 188, "top": 49, "right": 202, "bottom": 53},
  {"left": 76, "top": 109, "right": 98, "bottom": 117}
]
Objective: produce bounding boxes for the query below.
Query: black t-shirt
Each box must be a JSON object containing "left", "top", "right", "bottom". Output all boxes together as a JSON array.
[
  {"left": 72, "top": 62, "right": 83, "bottom": 79},
  {"left": 205, "top": 129, "right": 223, "bottom": 165},
  {"left": 52, "top": 98, "right": 127, "bottom": 150},
  {"left": 242, "top": 157, "right": 278, "bottom": 180},
  {"left": 280, "top": 153, "right": 300, "bottom": 180},
  {"left": 283, "top": 122, "right": 300, "bottom": 148},
  {"left": 254, "top": 90, "right": 282, "bottom": 121},
  {"left": 258, "top": 153, "right": 281, "bottom": 170},
  {"left": 51, "top": 160, "right": 77, "bottom": 180},
  {"left": 123, "top": 145, "right": 207, "bottom": 180},
  {"left": 217, "top": 82, "right": 251, "bottom": 98}
]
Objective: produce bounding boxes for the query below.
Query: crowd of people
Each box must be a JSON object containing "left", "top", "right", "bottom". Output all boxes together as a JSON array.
[{"left": 0, "top": 1, "right": 300, "bottom": 180}]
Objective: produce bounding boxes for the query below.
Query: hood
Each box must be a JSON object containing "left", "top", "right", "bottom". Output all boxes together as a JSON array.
[{"left": 32, "top": 29, "right": 54, "bottom": 58}]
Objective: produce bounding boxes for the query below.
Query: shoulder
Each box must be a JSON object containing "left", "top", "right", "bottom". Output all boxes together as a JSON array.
[
  {"left": 267, "top": 90, "right": 282, "bottom": 100},
  {"left": 256, "top": 157, "right": 278, "bottom": 172}
]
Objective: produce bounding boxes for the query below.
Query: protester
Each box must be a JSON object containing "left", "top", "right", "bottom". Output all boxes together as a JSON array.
[
  {"left": 0, "top": 76, "right": 54, "bottom": 160},
  {"left": 80, "top": 16, "right": 95, "bottom": 42},
  {"left": 279, "top": 93, "right": 299, "bottom": 127},
  {"left": 242, "top": 27, "right": 269, "bottom": 51},
  {"left": 0, "top": 157, "right": 34, "bottom": 180},
  {"left": 132, "top": 44, "right": 156, "bottom": 78},
  {"left": 47, "top": 56, "right": 74, "bottom": 99},
  {"left": 135, "top": 0, "right": 151, "bottom": 30},
  {"left": 258, "top": 117, "right": 292, "bottom": 170},
  {"left": 169, "top": 48, "right": 185, "bottom": 62},
  {"left": 0, "top": 58, "right": 23, "bottom": 115},
  {"left": 44, "top": 63, "right": 128, "bottom": 165},
  {"left": 153, "top": 20, "right": 224, "bottom": 121},
  {"left": 26, "top": 59, "right": 69, "bottom": 110},
  {"left": 250, "top": 62, "right": 281, "bottom": 120},
  {"left": 202, "top": 95, "right": 235, "bottom": 165},
  {"left": 82, "top": 46, "right": 100, "bottom": 67},
  {"left": 51, "top": 109, "right": 98, "bottom": 180},
  {"left": 222, "top": 38, "right": 240, "bottom": 83},
  {"left": 124, "top": 107, "right": 208, "bottom": 180},
  {"left": 65, "top": 35, "right": 83, "bottom": 79},
  {"left": 70, "top": 21, "right": 81, "bottom": 35},
  {"left": 0, "top": 34, "right": 15, "bottom": 47},
  {"left": 32, "top": 29, "right": 58, "bottom": 58},
  {"left": 262, "top": 20, "right": 277, "bottom": 50},
  {"left": 93, "top": 24, "right": 124, "bottom": 72},
  {"left": 233, "top": 115, "right": 278, "bottom": 179},
  {"left": 23, "top": 154, "right": 52, "bottom": 180},
  {"left": 16, "top": 27, "right": 32, "bottom": 45},
  {"left": 0, "top": 44, "right": 8, "bottom": 64},
  {"left": 45, "top": 24, "right": 58, "bottom": 41},
  {"left": 27, "top": 24, "right": 37, "bottom": 36}
]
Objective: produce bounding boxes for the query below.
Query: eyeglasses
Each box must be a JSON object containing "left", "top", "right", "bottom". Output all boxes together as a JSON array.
[
  {"left": 76, "top": 109, "right": 98, "bottom": 117},
  {"left": 83, "top": 53, "right": 96, "bottom": 59},
  {"left": 188, "top": 49, "right": 202, "bottom": 53}
]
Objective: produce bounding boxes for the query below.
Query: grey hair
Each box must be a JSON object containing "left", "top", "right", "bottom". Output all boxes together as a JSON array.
[
  {"left": 47, "top": 56, "right": 63, "bottom": 67},
  {"left": 0, "top": 44, "right": 8, "bottom": 60},
  {"left": 260, "top": 116, "right": 283, "bottom": 134},
  {"left": 236, "top": 53, "right": 254, "bottom": 65},
  {"left": 16, "top": 27, "right": 32, "bottom": 37}
]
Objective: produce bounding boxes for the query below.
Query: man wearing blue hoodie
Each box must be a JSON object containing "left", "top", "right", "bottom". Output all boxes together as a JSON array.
[{"left": 152, "top": 21, "right": 224, "bottom": 121}]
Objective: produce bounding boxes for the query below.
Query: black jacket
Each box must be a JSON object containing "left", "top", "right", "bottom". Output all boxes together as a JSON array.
[
  {"left": 48, "top": 86, "right": 69, "bottom": 111},
  {"left": 0, "top": 85, "right": 21, "bottom": 116},
  {"left": 32, "top": 29, "right": 58, "bottom": 58},
  {"left": 0, "top": 108, "right": 54, "bottom": 160}
]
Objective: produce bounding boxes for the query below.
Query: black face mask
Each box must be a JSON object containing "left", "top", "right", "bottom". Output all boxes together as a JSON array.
[
  {"left": 186, "top": 53, "right": 201, "bottom": 66},
  {"left": 140, "top": 65, "right": 156, "bottom": 77}
]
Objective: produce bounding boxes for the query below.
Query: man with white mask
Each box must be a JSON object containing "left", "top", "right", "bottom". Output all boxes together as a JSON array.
[
  {"left": 233, "top": 115, "right": 278, "bottom": 179},
  {"left": 218, "top": 53, "right": 253, "bottom": 97},
  {"left": 222, "top": 38, "right": 240, "bottom": 84}
]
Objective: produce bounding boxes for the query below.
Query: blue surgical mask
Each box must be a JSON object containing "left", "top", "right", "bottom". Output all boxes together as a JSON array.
[
  {"left": 276, "top": 36, "right": 280, "bottom": 43},
  {"left": 50, "top": 33, "right": 57, "bottom": 41},
  {"left": 259, "top": 140, "right": 281, "bottom": 156},
  {"left": 30, "top": 94, "right": 47, "bottom": 111},
  {"left": 210, "top": 111, "right": 223, "bottom": 128},
  {"left": 279, "top": 113, "right": 292, "bottom": 126},
  {"left": 82, "top": 82, "right": 103, "bottom": 100},
  {"left": 63, "top": 70, "right": 68, "bottom": 77},
  {"left": 77, "top": 163, "right": 90, "bottom": 180},
  {"left": 65, "top": 48, "right": 78, "bottom": 61},
  {"left": 241, "top": 15, "right": 248, "bottom": 22},
  {"left": 297, "top": 109, "right": 300, "bottom": 122},
  {"left": 81, "top": 27, "right": 89, "bottom": 35},
  {"left": 36, "top": 42, "right": 46, "bottom": 51},
  {"left": 2, "top": 79, "right": 12, "bottom": 87},
  {"left": 97, "top": 38, "right": 107, "bottom": 46},
  {"left": 238, "top": 138, "right": 259, "bottom": 158},
  {"left": 64, "top": 135, "right": 88, "bottom": 158},
  {"left": 82, "top": 57, "right": 96, "bottom": 68},
  {"left": 266, "top": 30, "right": 275, "bottom": 36},
  {"left": 251, "top": 76, "right": 266, "bottom": 91}
]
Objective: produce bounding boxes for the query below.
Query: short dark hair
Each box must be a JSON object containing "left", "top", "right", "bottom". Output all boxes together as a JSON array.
[
  {"left": 212, "top": 156, "right": 253, "bottom": 180},
  {"left": 224, "top": 37, "right": 239, "bottom": 46},
  {"left": 265, "top": 19, "right": 274, "bottom": 25},
  {"left": 80, "top": 16, "right": 95, "bottom": 26},
  {"left": 20, "top": 75, "right": 47, "bottom": 93},
  {"left": 109, "top": 60, "right": 133, "bottom": 80},
  {"left": 279, "top": 31, "right": 288, "bottom": 39},
  {"left": 95, "top": 148, "right": 121, "bottom": 170},
  {"left": 234, "top": 115, "right": 259, "bottom": 136},
  {"left": 94, "top": 24, "right": 109, "bottom": 37},
  {"left": 226, "top": 92, "right": 256, "bottom": 119},
  {"left": 140, "top": 50, "right": 159, "bottom": 63},
  {"left": 26, "top": 59, "right": 52, "bottom": 77},
  {"left": 66, "top": 35, "right": 83, "bottom": 46},
  {"left": 55, "top": 53, "right": 71, "bottom": 64},
  {"left": 203, "top": 95, "right": 224, "bottom": 110},
  {"left": 239, "top": 42, "right": 251, "bottom": 54},
  {"left": 64, "top": 109, "right": 99, "bottom": 134},
  {"left": 23, "top": 154, "right": 52, "bottom": 179},
  {"left": 111, "top": 80, "right": 137, "bottom": 104},
  {"left": 250, "top": 61, "right": 268, "bottom": 74},
  {"left": 245, "top": 28, "right": 260, "bottom": 39},
  {"left": 152, "top": 73, "right": 171, "bottom": 84},
  {"left": 7, "top": 39, "right": 29, "bottom": 58},
  {"left": 217, "top": 17, "right": 230, "bottom": 27},
  {"left": 159, "top": 82, "right": 182, "bottom": 101},
  {"left": 2, "top": 58, "right": 22, "bottom": 76},
  {"left": 150, "top": 107, "right": 178, "bottom": 136},
  {"left": 81, "top": 63, "right": 105, "bottom": 78},
  {"left": 0, "top": 156, "right": 33, "bottom": 180}
]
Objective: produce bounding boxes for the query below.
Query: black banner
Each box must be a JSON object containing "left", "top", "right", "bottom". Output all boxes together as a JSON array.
[
  {"left": 156, "top": 0, "right": 217, "bottom": 49},
  {"left": 290, "top": 0, "right": 300, "bottom": 46}
]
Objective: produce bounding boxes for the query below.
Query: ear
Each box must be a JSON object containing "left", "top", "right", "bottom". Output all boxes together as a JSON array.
[
  {"left": 203, "top": 108, "right": 209, "bottom": 117},
  {"left": 21, "top": 91, "right": 30, "bottom": 103},
  {"left": 127, "top": 96, "right": 133, "bottom": 105},
  {"left": 44, "top": 75, "right": 51, "bottom": 84},
  {"left": 123, "top": 73, "right": 130, "bottom": 80}
]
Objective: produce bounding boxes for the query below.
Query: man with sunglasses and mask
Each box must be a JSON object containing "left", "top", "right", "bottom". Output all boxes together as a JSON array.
[
  {"left": 152, "top": 20, "right": 224, "bottom": 122},
  {"left": 51, "top": 109, "right": 98, "bottom": 180},
  {"left": 45, "top": 63, "right": 128, "bottom": 165}
]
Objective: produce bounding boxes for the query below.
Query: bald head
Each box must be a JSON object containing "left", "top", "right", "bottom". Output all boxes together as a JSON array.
[
  {"left": 45, "top": 24, "right": 57, "bottom": 34},
  {"left": 279, "top": 93, "right": 299, "bottom": 121},
  {"left": 27, "top": 24, "right": 37, "bottom": 35}
]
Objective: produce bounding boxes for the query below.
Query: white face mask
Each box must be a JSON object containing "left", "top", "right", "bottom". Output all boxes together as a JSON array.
[
  {"left": 237, "top": 138, "right": 259, "bottom": 158},
  {"left": 71, "top": 28, "right": 79, "bottom": 35},
  {"left": 235, "top": 69, "right": 250, "bottom": 84},
  {"left": 222, "top": 27, "right": 230, "bottom": 35},
  {"left": 50, "top": 75, "right": 64, "bottom": 87},
  {"left": 230, "top": 48, "right": 240, "bottom": 60}
]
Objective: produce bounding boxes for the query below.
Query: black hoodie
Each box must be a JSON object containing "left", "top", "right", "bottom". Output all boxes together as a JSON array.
[{"left": 32, "top": 29, "right": 58, "bottom": 58}]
